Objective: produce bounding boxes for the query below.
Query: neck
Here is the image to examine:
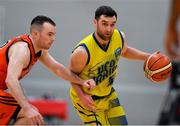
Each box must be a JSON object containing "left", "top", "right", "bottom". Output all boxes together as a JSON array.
[
  {"left": 29, "top": 35, "right": 40, "bottom": 53},
  {"left": 95, "top": 32, "right": 109, "bottom": 47}
]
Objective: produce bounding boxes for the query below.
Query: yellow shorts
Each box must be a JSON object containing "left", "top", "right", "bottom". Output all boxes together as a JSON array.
[{"left": 70, "top": 88, "right": 128, "bottom": 125}]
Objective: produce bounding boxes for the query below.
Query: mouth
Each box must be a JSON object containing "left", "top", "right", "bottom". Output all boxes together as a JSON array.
[{"left": 105, "top": 33, "right": 111, "bottom": 37}]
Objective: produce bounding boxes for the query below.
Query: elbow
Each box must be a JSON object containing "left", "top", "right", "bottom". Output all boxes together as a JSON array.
[{"left": 5, "top": 76, "right": 16, "bottom": 88}]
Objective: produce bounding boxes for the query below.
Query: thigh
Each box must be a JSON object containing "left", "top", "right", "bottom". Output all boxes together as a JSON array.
[
  {"left": 106, "top": 92, "right": 128, "bottom": 125},
  {"left": 71, "top": 93, "right": 109, "bottom": 126},
  {"left": 73, "top": 101, "right": 109, "bottom": 126},
  {"left": 0, "top": 90, "right": 20, "bottom": 124}
]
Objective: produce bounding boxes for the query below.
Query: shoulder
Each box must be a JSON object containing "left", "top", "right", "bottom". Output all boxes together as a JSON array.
[
  {"left": 72, "top": 46, "right": 88, "bottom": 58},
  {"left": 9, "top": 41, "right": 29, "bottom": 55},
  {"left": 8, "top": 41, "right": 30, "bottom": 64},
  {"left": 70, "top": 46, "right": 89, "bottom": 73},
  {"left": 71, "top": 46, "right": 89, "bottom": 64}
]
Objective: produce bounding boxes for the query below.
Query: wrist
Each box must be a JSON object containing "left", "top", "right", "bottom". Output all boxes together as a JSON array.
[
  {"left": 144, "top": 53, "right": 151, "bottom": 61},
  {"left": 21, "top": 102, "right": 32, "bottom": 110},
  {"left": 77, "top": 78, "right": 85, "bottom": 86}
]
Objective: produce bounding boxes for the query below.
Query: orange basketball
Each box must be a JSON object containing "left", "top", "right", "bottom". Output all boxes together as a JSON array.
[{"left": 144, "top": 51, "right": 172, "bottom": 83}]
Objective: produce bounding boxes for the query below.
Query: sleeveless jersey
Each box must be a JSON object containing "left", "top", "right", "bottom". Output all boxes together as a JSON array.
[
  {"left": 0, "top": 34, "right": 42, "bottom": 90},
  {"left": 71, "top": 29, "right": 124, "bottom": 96}
]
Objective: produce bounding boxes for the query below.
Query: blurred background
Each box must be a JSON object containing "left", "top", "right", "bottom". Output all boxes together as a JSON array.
[{"left": 0, "top": 0, "right": 171, "bottom": 125}]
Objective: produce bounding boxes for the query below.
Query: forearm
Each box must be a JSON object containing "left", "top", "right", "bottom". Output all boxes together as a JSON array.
[
  {"left": 6, "top": 78, "right": 31, "bottom": 109},
  {"left": 122, "top": 47, "right": 150, "bottom": 61},
  {"left": 71, "top": 83, "right": 85, "bottom": 97},
  {"left": 55, "top": 63, "right": 84, "bottom": 85},
  {"left": 169, "top": 0, "right": 180, "bottom": 27}
]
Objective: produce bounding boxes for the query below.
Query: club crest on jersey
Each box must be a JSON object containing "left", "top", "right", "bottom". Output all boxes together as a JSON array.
[{"left": 115, "top": 47, "right": 121, "bottom": 58}]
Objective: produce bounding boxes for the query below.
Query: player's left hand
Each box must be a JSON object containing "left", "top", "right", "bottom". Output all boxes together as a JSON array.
[{"left": 83, "top": 79, "right": 96, "bottom": 90}]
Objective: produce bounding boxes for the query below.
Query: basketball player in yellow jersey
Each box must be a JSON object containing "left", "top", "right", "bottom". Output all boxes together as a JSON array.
[{"left": 69, "top": 6, "right": 152, "bottom": 125}]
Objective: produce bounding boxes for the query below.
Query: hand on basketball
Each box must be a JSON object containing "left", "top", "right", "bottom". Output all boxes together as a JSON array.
[
  {"left": 83, "top": 79, "right": 96, "bottom": 90},
  {"left": 144, "top": 51, "right": 172, "bottom": 83}
]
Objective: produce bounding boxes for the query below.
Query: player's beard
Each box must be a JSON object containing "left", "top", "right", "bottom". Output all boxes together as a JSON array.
[{"left": 97, "top": 31, "right": 111, "bottom": 41}]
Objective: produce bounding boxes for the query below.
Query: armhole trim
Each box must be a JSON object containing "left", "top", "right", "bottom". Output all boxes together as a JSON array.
[
  {"left": 118, "top": 30, "right": 124, "bottom": 49},
  {"left": 75, "top": 44, "right": 90, "bottom": 65}
]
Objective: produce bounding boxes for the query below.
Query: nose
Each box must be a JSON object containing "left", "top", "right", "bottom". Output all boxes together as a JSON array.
[{"left": 107, "top": 26, "right": 112, "bottom": 32}]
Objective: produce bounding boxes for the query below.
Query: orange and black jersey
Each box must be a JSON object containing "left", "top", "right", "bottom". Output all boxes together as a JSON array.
[{"left": 0, "top": 34, "right": 41, "bottom": 90}]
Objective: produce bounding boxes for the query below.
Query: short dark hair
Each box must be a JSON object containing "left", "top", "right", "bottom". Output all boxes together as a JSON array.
[
  {"left": 31, "top": 15, "right": 56, "bottom": 26},
  {"left": 95, "top": 6, "right": 117, "bottom": 20}
]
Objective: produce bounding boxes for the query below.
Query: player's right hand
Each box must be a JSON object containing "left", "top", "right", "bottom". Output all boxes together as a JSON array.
[
  {"left": 22, "top": 105, "right": 45, "bottom": 125},
  {"left": 83, "top": 79, "right": 96, "bottom": 90}
]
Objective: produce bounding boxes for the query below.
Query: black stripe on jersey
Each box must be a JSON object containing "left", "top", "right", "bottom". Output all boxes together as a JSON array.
[
  {"left": 77, "top": 109, "right": 97, "bottom": 117},
  {"left": 22, "top": 41, "right": 32, "bottom": 71},
  {"left": 0, "top": 95, "right": 15, "bottom": 99},
  {"left": 0, "top": 97, "right": 17, "bottom": 103},
  {"left": 74, "top": 105, "right": 98, "bottom": 117},
  {"left": 77, "top": 103, "right": 85, "bottom": 110},
  {"left": 84, "top": 120, "right": 102, "bottom": 126},
  {"left": 78, "top": 44, "right": 90, "bottom": 65},
  {"left": 118, "top": 30, "right": 124, "bottom": 49},
  {"left": 10, "top": 105, "right": 21, "bottom": 121},
  {"left": 92, "top": 87, "right": 115, "bottom": 100},
  {"left": 0, "top": 101, "right": 18, "bottom": 106}
]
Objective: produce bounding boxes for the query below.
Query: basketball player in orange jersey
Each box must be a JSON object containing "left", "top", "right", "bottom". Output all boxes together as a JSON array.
[
  {"left": 69, "top": 6, "right": 152, "bottom": 125},
  {"left": 0, "top": 15, "right": 95, "bottom": 125},
  {"left": 165, "top": 0, "right": 180, "bottom": 59}
]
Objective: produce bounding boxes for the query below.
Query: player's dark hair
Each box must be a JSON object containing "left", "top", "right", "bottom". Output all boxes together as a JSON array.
[
  {"left": 30, "top": 15, "right": 56, "bottom": 33},
  {"left": 95, "top": 6, "right": 117, "bottom": 20},
  {"left": 31, "top": 15, "right": 56, "bottom": 27}
]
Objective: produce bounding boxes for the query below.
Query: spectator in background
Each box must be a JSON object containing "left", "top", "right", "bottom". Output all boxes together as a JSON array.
[
  {"left": 158, "top": 0, "right": 180, "bottom": 125},
  {"left": 165, "top": 0, "right": 180, "bottom": 59}
]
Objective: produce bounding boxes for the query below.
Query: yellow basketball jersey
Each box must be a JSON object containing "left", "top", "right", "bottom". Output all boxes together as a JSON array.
[{"left": 71, "top": 29, "right": 124, "bottom": 97}]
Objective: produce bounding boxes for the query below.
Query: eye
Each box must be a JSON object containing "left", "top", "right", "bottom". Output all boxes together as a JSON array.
[
  {"left": 111, "top": 23, "right": 115, "bottom": 27},
  {"left": 102, "top": 23, "right": 108, "bottom": 27},
  {"left": 48, "top": 33, "right": 53, "bottom": 37}
]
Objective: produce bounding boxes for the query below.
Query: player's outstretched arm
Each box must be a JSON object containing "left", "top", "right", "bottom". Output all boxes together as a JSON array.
[
  {"left": 120, "top": 31, "right": 151, "bottom": 61},
  {"left": 39, "top": 50, "right": 95, "bottom": 89}
]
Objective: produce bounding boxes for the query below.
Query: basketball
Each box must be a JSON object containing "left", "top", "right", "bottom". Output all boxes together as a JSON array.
[{"left": 144, "top": 51, "right": 172, "bottom": 83}]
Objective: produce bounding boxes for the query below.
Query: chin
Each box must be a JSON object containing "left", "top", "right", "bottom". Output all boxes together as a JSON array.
[
  {"left": 44, "top": 46, "right": 51, "bottom": 50},
  {"left": 104, "top": 38, "right": 110, "bottom": 41}
]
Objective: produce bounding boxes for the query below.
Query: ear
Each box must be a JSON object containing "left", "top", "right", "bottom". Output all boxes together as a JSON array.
[
  {"left": 93, "top": 19, "right": 97, "bottom": 28},
  {"left": 32, "top": 29, "right": 39, "bottom": 38}
]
